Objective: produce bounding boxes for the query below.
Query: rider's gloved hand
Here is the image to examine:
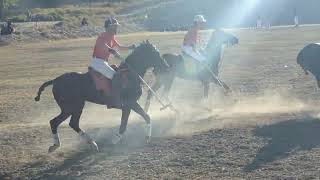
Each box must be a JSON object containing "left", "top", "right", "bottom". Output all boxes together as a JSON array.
[{"left": 109, "top": 48, "right": 121, "bottom": 58}]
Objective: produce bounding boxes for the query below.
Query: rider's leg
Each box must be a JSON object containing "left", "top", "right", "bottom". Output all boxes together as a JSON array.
[
  {"left": 182, "top": 45, "right": 206, "bottom": 63},
  {"left": 90, "top": 58, "right": 122, "bottom": 108}
]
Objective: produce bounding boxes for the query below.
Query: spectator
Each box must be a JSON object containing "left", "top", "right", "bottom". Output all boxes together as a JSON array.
[
  {"left": 26, "top": 9, "right": 32, "bottom": 22},
  {"left": 256, "top": 16, "right": 262, "bottom": 29},
  {"left": 1, "top": 21, "right": 15, "bottom": 35},
  {"left": 294, "top": 8, "right": 299, "bottom": 27},
  {"left": 81, "top": 17, "right": 89, "bottom": 26}
]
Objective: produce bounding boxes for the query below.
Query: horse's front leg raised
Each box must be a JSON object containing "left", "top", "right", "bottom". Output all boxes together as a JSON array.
[
  {"left": 130, "top": 102, "right": 152, "bottom": 143},
  {"left": 111, "top": 107, "right": 131, "bottom": 144},
  {"left": 144, "top": 78, "right": 162, "bottom": 113}
]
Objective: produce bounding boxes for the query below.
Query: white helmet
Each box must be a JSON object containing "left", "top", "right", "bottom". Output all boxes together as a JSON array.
[{"left": 194, "top": 15, "right": 206, "bottom": 23}]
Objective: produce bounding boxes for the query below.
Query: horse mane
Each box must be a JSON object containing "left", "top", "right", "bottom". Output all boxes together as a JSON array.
[{"left": 125, "top": 40, "right": 157, "bottom": 63}]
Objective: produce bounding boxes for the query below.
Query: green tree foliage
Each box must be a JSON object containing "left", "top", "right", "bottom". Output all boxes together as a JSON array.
[
  {"left": 0, "top": 0, "right": 18, "bottom": 20},
  {"left": 32, "top": 0, "right": 65, "bottom": 8},
  {"left": 0, "top": 0, "right": 4, "bottom": 20}
]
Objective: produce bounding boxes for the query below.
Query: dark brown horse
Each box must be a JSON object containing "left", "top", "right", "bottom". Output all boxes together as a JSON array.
[
  {"left": 35, "top": 41, "right": 169, "bottom": 153},
  {"left": 144, "top": 30, "right": 238, "bottom": 112},
  {"left": 297, "top": 43, "right": 320, "bottom": 87}
]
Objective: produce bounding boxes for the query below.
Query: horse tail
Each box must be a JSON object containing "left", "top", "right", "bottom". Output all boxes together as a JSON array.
[{"left": 34, "top": 80, "right": 54, "bottom": 102}]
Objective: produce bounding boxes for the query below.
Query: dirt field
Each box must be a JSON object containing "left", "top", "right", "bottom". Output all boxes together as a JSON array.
[{"left": 1, "top": 25, "right": 320, "bottom": 179}]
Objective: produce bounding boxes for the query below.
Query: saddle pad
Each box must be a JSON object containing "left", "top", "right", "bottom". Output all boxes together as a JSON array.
[{"left": 89, "top": 69, "right": 112, "bottom": 96}]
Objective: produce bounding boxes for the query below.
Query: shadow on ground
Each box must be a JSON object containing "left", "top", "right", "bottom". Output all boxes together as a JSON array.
[
  {"left": 19, "top": 116, "right": 176, "bottom": 180},
  {"left": 245, "top": 116, "right": 320, "bottom": 172}
]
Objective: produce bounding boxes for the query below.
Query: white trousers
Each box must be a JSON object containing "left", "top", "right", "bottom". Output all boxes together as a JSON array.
[
  {"left": 90, "top": 57, "right": 115, "bottom": 79},
  {"left": 182, "top": 45, "right": 206, "bottom": 62}
]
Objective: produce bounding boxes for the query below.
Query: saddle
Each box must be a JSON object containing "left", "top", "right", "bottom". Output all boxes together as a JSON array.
[{"left": 89, "top": 64, "right": 129, "bottom": 97}]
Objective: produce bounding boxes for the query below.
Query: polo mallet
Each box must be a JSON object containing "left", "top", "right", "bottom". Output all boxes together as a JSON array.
[
  {"left": 201, "top": 62, "right": 231, "bottom": 93},
  {"left": 137, "top": 73, "right": 179, "bottom": 114},
  {"left": 115, "top": 54, "right": 180, "bottom": 114}
]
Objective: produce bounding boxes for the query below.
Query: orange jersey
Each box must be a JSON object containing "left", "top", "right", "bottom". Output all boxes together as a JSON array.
[
  {"left": 93, "top": 32, "right": 120, "bottom": 61},
  {"left": 183, "top": 26, "right": 200, "bottom": 47}
]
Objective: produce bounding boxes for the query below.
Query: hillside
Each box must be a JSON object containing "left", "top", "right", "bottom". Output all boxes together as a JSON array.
[
  {"left": 144, "top": 0, "right": 320, "bottom": 31},
  {"left": 2, "top": 0, "right": 320, "bottom": 43},
  {"left": 0, "top": 0, "right": 178, "bottom": 43}
]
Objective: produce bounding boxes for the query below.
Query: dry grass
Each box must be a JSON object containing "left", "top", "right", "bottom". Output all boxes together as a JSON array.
[{"left": 1, "top": 25, "right": 320, "bottom": 179}]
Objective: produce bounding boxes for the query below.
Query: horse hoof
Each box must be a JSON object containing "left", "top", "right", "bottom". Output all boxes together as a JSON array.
[
  {"left": 111, "top": 133, "right": 123, "bottom": 145},
  {"left": 90, "top": 141, "right": 99, "bottom": 152},
  {"left": 145, "top": 136, "right": 151, "bottom": 143},
  {"left": 48, "top": 144, "right": 60, "bottom": 153}
]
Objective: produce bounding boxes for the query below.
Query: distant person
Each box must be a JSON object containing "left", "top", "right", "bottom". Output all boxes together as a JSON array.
[
  {"left": 26, "top": 9, "right": 32, "bottom": 22},
  {"left": 0, "top": 21, "right": 15, "bottom": 35},
  {"left": 81, "top": 17, "right": 89, "bottom": 26},
  {"left": 265, "top": 18, "right": 271, "bottom": 30},
  {"left": 182, "top": 15, "right": 207, "bottom": 63},
  {"left": 256, "top": 16, "right": 262, "bottom": 29},
  {"left": 89, "top": 17, "right": 135, "bottom": 109},
  {"left": 294, "top": 8, "right": 299, "bottom": 27}
]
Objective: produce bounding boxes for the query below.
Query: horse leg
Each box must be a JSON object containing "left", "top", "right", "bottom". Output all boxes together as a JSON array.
[
  {"left": 48, "top": 111, "right": 71, "bottom": 153},
  {"left": 112, "top": 107, "right": 131, "bottom": 145},
  {"left": 144, "top": 77, "right": 162, "bottom": 113},
  {"left": 69, "top": 103, "right": 99, "bottom": 152},
  {"left": 162, "top": 75, "right": 175, "bottom": 100},
  {"left": 130, "top": 102, "right": 152, "bottom": 143}
]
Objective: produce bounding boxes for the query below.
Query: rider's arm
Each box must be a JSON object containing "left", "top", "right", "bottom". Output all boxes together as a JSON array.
[{"left": 113, "top": 38, "right": 135, "bottom": 50}]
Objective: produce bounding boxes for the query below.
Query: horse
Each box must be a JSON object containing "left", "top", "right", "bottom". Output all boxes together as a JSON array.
[
  {"left": 297, "top": 43, "right": 320, "bottom": 87},
  {"left": 34, "top": 40, "right": 169, "bottom": 153},
  {"left": 144, "top": 30, "right": 238, "bottom": 112}
]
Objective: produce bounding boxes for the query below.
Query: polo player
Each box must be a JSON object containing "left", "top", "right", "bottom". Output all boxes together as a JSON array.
[
  {"left": 89, "top": 17, "right": 135, "bottom": 108},
  {"left": 182, "top": 15, "right": 207, "bottom": 63}
]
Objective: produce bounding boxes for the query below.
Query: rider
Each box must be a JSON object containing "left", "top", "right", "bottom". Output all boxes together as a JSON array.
[
  {"left": 89, "top": 17, "right": 135, "bottom": 108},
  {"left": 182, "top": 15, "right": 207, "bottom": 63}
]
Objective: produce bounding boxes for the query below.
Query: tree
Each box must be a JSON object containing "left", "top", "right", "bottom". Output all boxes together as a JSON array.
[{"left": 0, "top": 0, "right": 4, "bottom": 20}]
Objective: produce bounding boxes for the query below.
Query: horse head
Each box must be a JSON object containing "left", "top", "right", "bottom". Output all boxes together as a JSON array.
[
  {"left": 207, "top": 29, "right": 239, "bottom": 48},
  {"left": 204, "top": 30, "right": 238, "bottom": 75},
  {"left": 125, "top": 40, "right": 169, "bottom": 75}
]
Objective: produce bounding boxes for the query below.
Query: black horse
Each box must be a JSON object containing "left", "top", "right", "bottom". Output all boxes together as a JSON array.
[
  {"left": 35, "top": 41, "right": 169, "bottom": 153},
  {"left": 297, "top": 43, "right": 320, "bottom": 87},
  {"left": 144, "top": 30, "right": 238, "bottom": 112}
]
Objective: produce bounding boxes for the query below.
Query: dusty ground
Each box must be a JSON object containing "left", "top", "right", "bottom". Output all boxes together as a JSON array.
[{"left": 1, "top": 25, "right": 320, "bottom": 179}]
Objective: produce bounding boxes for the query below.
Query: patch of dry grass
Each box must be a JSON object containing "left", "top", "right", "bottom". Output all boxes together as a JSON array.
[{"left": 1, "top": 25, "right": 320, "bottom": 179}]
